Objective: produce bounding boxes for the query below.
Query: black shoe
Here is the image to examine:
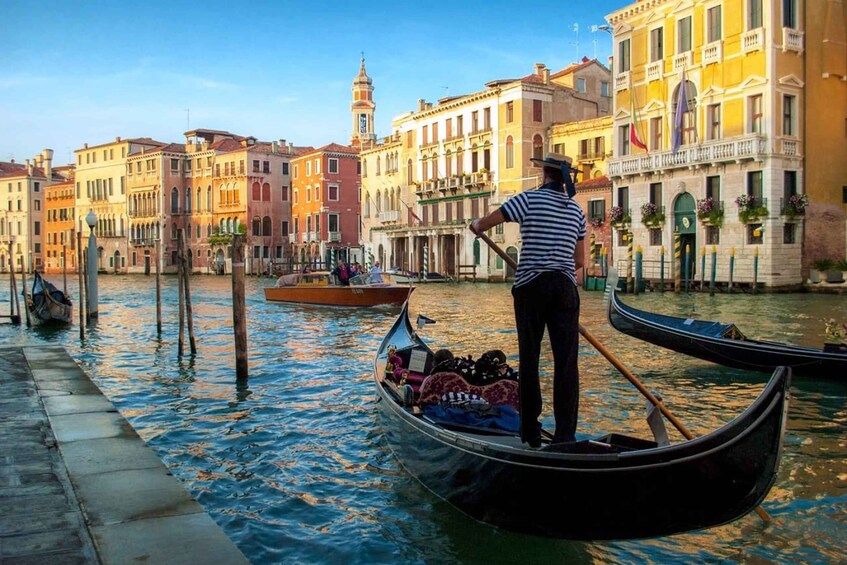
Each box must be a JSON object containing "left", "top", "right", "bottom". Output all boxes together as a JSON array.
[{"left": 525, "top": 435, "right": 542, "bottom": 448}]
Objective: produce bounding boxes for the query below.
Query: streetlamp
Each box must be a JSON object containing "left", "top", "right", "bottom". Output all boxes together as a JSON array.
[{"left": 85, "top": 210, "right": 98, "bottom": 318}]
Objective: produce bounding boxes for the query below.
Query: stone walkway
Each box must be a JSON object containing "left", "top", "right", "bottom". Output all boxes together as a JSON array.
[{"left": 0, "top": 346, "right": 249, "bottom": 564}]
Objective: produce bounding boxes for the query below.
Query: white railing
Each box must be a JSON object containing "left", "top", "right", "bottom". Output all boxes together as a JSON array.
[
  {"left": 781, "top": 139, "right": 799, "bottom": 157},
  {"left": 702, "top": 41, "right": 723, "bottom": 65},
  {"left": 310, "top": 231, "right": 319, "bottom": 242},
  {"left": 615, "top": 71, "right": 630, "bottom": 92},
  {"left": 743, "top": 28, "right": 764, "bottom": 53},
  {"left": 646, "top": 61, "right": 662, "bottom": 82},
  {"left": 379, "top": 210, "right": 399, "bottom": 222},
  {"left": 673, "top": 51, "right": 693, "bottom": 72},
  {"left": 329, "top": 232, "right": 341, "bottom": 242},
  {"left": 608, "top": 134, "right": 767, "bottom": 178},
  {"left": 783, "top": 28, "right": 804, "bottom": 52}
]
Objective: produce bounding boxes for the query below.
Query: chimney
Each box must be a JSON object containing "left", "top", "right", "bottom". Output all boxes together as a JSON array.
[
  {"left": 272, "top": 141, "right": 278, "bottom": 154},
  {"left": 418, "top": 98, "right": 426, "bottom": 111},
  {"left": 543, "top": 68, "right": 550, "bottom": 84},
  {"left": 42, "top": 148, "right": 53, "bottom": 180},
  {"left": 534, "top": 63, "right": 546, "bottom": 75},
  {"left": 35, "top": 154, "right": 43, "bottom": 168},
  {"left": 279, "top": 139, "right": 286, "bottom": 148},
  {"left": 26, "top": 159, "right": 33, "bottom": 175},
  {"left": 115, "top": 136, "right": 122, "bottom": 142}
]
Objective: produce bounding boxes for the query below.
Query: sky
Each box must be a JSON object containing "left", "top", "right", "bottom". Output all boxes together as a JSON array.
[{"left": 1, "top": 0, "right": 623, "bottom": 166}]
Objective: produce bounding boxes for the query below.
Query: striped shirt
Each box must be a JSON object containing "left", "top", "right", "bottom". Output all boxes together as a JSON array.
[{"left": 500, "top": 183, "right": 586, "bottom": 288}]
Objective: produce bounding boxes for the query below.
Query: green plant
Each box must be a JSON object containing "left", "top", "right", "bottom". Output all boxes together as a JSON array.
[
  {"left": 836, "top": 259, "right": 847, "bottom": 271},
  {"left": 697, "top": 198, "right": 724, "bottom": 227},
  {"left": 812, "top": 258, "right": 835, "bottom": 272},
  {"left": 738, "top": 205, "right": 769, "bottom": 223}
]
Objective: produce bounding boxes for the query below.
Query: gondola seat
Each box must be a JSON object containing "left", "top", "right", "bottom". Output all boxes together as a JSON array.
[{"left": 419, "top": 372, "right": 519, "bottom": 410}]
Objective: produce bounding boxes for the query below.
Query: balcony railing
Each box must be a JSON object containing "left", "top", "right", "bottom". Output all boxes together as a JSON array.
[
  {"left": 783, "top": 27, "right": 804, "bottom": 53},
  {"left": 646, "top": 61, "right": 662, "bottom": 82},
  {"left": 781, "top": 139, "right": 799, "bottom": 157},
  {"left": 673, "top": 51, "right": 693, "bottom": 72},
  {"left": 329, "top": 231, "right": 341, "bottom": 242},
  {"left": 615, "top": 71, "right": 630, "bottom": 92},
  {"left": 743, "top": 28, "right": 764, "bottom": 53},
  {"left": 608, "top": 134, "right": 766, "bottom": 178},
  {"left": 702, "top": 41, "right": 723, "bottom": 65},
  {"left": 379, "top": 210, "right": 399, "bottom": 222}
]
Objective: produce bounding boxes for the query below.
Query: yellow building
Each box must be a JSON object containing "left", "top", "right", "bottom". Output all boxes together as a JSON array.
[
  {"left": 362, "top": 61, "right": 611, "bottom": 280},
  {"left": 606, "top": 0, "right": 846, "bottom": 288}
]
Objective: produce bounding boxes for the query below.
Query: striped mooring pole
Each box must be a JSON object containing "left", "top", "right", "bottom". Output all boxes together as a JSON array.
[
  {"left": 601, "top": 247, "right": 608, "bottom": 277},
  {"left": 684, "top": 244, "right": 691, "bottom": 293},
  {"left": 659, "top": 245, "right": 665, "bottom": 292},
  {"left": 423, "top": 241, "right": 429, "bottom": 281},
  {"left": 626, "top": 233, "right": 634, "bottom": 293},
  {"left": 587, "top": 233, "right": 596, "bottom": 289},
  {"left": 674, "top": 232, "right": 681, "bottom": 294},
  {"left": 728, "top": 247, "right": 735, "bottom": 292}
]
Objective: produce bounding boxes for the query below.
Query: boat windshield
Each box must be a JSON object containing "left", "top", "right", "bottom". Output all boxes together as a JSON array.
[{"left": 350, "top": 273, "right": 385, "bottom": 286}]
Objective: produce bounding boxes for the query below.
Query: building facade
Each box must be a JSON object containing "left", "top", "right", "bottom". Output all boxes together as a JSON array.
[
  {"left": 606, "top": 0, "right": 846, "bottom": 287},
  {"left": 44, "top": 170, "right": 77, "bottom": 275}
]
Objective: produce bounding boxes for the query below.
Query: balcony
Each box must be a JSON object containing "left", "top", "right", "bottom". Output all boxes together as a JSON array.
[
  {"left": 781, "top": 139, "right": 800, "bottom": 157},
  {"left": 608, "top": 134, "right": 766, "bottom": 179},
  {"left": 743, "top": 28, "right": 763, "bottom": 53},
  {"left": 379, "top": 210, "right": 399, "bottom": 222},
  {"left": 702, "top": 41, "right": 723, "bottom": 65},
  {"left": 783, "top": 27, "right": 804, "bottom": 53},
  {"left": 329, "top": 231, "right": 341, "bottom": 242},
  {"left": 615, "top": 71, "right": 630, "bottom": 92},
  {"left": 673, "top": 52, "right": 693, "bottom": 73},
  {"left": 646, "top": 61, "right": 662, "bottom": 82}
]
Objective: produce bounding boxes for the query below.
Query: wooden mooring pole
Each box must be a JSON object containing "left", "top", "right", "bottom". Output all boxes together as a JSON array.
[
  {"left": 62, "top": 245, "right": 68, "bottom": 293},
  {"left": 8, "top": 242, "right": 21, "bottom": 324},
  {"left": 231, "top": 234, "right": 248, "bottom": 380},
  {"left": 155, "top": 239, "right": 162, "bottom": 335},
  {"left": 21, "top": 263, "right": 31, "bottom": 327},
  {"left": 177, "top": 233, "right": 185, "bottom": 357},
  {"left": 178, "top": 230, "right": 197, "bottom": 355}
]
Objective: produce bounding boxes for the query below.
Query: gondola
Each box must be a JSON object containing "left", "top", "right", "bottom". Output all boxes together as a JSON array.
[
  {"left": 25, "top": 271, "right": 72, "bottom": 325},
  {"left": 607, "top": 286, "right": 847, "bottom": 378},
  {"left": 374, "top": 302, "right": 790, "bottom": 540}
]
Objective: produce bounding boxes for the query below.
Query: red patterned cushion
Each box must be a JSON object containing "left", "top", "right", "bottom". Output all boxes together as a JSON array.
[{"left": 419, "top": 372, "right": 519, "bottom": 410}]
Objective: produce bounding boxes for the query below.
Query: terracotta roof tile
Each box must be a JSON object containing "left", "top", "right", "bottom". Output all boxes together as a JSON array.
[{"left": 576, "top": 174, "right": 612, "bottom": 189}]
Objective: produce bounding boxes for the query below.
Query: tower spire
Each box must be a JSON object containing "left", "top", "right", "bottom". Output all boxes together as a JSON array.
[{"left": 351, "top": 55, "right": 376, "bottom": 148}]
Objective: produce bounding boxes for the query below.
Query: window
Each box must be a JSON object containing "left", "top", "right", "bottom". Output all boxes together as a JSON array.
[
  {"left": 306, "top": 186, "right": 311, "bottom": 202},
  {"left": 33, "top": 182, "right": 40, "bottom": 193},
  {"left": 650, "top": 27, "right": 664, "bottom": 62},
  {"left": 749, "top": 95, "right": 763, "bottom": 133},
  {"left": 747, "top": 223, "right": 763, "bottom": 244},
  {"left": 618, "top": 39, "right": 631, "bottom": 72},
  {"left": 707, "top": 104, "right": 721, "bottom": 140},
  {"left": 506, "top": 102, "right": 514, "bottom": 123},
  {"left": 282, "top": 221, "right": 289, "bottom": 236},
  {"left": 293, "top": 164, "right": 299, "bottom": 179},
  {"left": 170, "top": 158, "right": 179, "bottom": 173},
  {"left": 328, "top": 214, "right": 339, "bottom": 234},
  {"left": 483, "top": 107, "right": 491, "bottom": 129},
  {"left": 329, "top": 184, "right": 339, "bottom": 201},
  {"left": 263, "top": 160, "right": 270, "bottom": 174},
  {"left": 783, "top": 0, "right": 797, "bottom": 28},
  {"left": 749, "top": 0, "right": 763, "bottom": 29},
  {"left": 619, "top": 125, "right": 631, "bottom": 156},
  {"left": 706, "top": 226, "right": 720, "bottom": 245},
  {"left": 783, "top": 223, "right": 796, "bottom": 244},
  {"left": 306, "top": 161, "right": 311, "bottom": 176},
  {"left": 617, "top": 186, "right": 629, "bottom": 212},
  {"left": 748, "top": 171, "right": 764, "bottom": 200},
  {"left": 783, "top": 95, "right": 796, "bottom": 136},
  {"left": 422, "top": 125, "right": 428, "bottom": 145},
  {"left": 784, "top": 171, "right": 797, "bottom": 199},
  {"left": 263, "top": 217, "right": 272, "bottom": 236},
  {"left": 588, "top": 200, "right": 605, "bottom": 221},
  {"left": 328, "top": 158, "right": 338, "bottom": 173},
  {"left": 601, "top": 81, "right": 609, "bottom": 97},
  {"left": 678, "top": 16, "right": 692, "bottom": 53},
  {"left": 314, "top": 158, "right": 320, "bottom": 174},
  {"left": 34, "top": 221, "right": 40, "bottom": 236},
  {"left": 505, "top": 136, "right": 514, "bottom": 168},
  {"left": 282, "top": 162, "right": 289, "bottom": 175},
  {"left": 649, "top": 182, "right": 662, "bottom": 206},
  {"left": 456, "top": 115, "right": 464, "bottom": 136},
  {"left": 471, "top": 111, "right": 479, "bottom": 132},
  {"left": 576, "top": 78, "right": 586, "bottom": 93},
  {"left": 293, "top": 189, "right": 298, "bottom": 204},
  {"left": 649, "top": 229, "right": 662, "bottom": 246},
  {"left": 432, "top": 122, "right": 439, "bottom": 143},
  {"left": 707, "top": 5, "right": 722, "bottom": 43},
  {"left": 445, "top": 118, "right": 452, "bottom": 139},
  {"left": 706, "top": 175, "right": 721, "bottom": 201},
  {"left": 650, "top": 117, "right": 663, "bottom": 150},
  {"left": 533, "top": 135, "right": 544, "bottom": 161},
  {"left": 170, "top": 188, "right": 179, "bottom": 213},
  {"left": 533, "top": 99, "right": 542, "bottom": 122}
]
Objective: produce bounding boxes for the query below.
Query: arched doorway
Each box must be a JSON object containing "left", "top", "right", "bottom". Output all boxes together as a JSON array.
[
  {"left": 506, "top": 246, "right": 518, "bottom": 279},
  {"left": 673, "top": 192, "right": 697, "bottom": 285},
  {"left": 215, "top": 248, "right": 226, "bottom": 275},
  {"left": 144, "top": 250, "right": 150, "bottom": 276},
  {"left": 113, "top": 250, "right": 121, "bottom": 274}
]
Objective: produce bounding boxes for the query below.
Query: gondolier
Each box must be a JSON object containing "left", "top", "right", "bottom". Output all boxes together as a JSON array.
[{"left": 471, "top": 153, "right": 586, "bottom": 447}]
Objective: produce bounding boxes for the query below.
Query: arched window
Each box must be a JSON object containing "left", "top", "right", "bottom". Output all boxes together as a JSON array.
[
  {"left": 196, "top": 225, "right": 201, "bottom": 239},
  {"left": 262, "top": 183, "right": 270, "bottom": 201},
  {"left": 505, "top": 136, "right": 514, "bottom": 168},
  {"left": 532, "top": 134, "right": 544, "bottom": 161},
  {"left": 406, "top": 159, "right": 413, "bottom": 184},
  {"left": 421, "top": 156, "right": 428, "bottom": 182},
  {"left": 456, "top": 148, "right": 464, "bottom": 175},
  {"left": 375, "top": 190, "right": 382, "bottom": 213},
  {"left": 207, "top": 186, "right": 212, "bottom": 209},
  {"left": 383, "top": 191, "right": 389, "bottom": 212},
  {"left": 365, "top": 193, "right": 371, "bottom": 217},
  {"left": 252, "top": 182, "right": 261, "bottom": 201},
  {"left": 196, "top": 188, "right": 202, "bottom": 212},
  {"left": 170, "top": 188, "right": 179, "bottom": 213},
  {"left": 185, "top": 187, "right": 192, "bottom": 213},
  {"left": 445, "top": 150, "right": 453, "bottom": 177},
  {"left": 252, "top": 216, "right": 261, "bottom": 235},
  {"left": 431, "top": 152, "right": 438, "bottom": 179},
  {"left": 219, "top": 185, "right": 225, "bottom": 205},
  {"left": 263, "top": 216, "right": 272, "bottom": 236},
  {"left": 171, "top": 223, "right": 177, "bottom": 239}
]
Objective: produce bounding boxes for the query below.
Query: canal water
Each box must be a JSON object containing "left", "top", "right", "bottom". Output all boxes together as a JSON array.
[{"left": 1, "top": 275, "right": 844, "bottom": 564}]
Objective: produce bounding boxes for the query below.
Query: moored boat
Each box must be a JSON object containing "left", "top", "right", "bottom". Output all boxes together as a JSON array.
[
  {"left": 374, "top": 302, "right": 790, "bottom": 540},
  {"left": 264, "top": 271, "right": 412, "bottom": 307},
  {"left": 607, "top": 286, "right": 847, "bottom": 378},
  {"left": 25, "top": 271, "right": 72, "bottom": 325},
  {"left": 388, "top": 271, "right": 451, "bottom": 284}
]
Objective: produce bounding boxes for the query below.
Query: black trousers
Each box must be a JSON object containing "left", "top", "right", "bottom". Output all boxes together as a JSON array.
[{"left": 512, "top": 271, "right": 580, "bottom": 443}]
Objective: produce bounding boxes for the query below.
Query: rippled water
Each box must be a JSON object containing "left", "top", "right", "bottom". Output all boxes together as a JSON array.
[{"left": 1, "top": 275, "right": 845, "bottom": 564}]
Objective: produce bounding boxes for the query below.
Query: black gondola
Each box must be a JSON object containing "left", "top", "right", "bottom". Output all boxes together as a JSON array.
[
  {"left": 607, "top": 286, "right": 847, "bottom": 378},
  {"left": 374, "top": 302, "right": 790, "bottom": 540},
  {"left": 25, "top": 271, "right": 72, "bottom": 325}
]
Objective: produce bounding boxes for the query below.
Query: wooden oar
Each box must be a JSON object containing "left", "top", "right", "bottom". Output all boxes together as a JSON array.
[{"left": 471, "top": 228, "right": 773, "bottom": 522}]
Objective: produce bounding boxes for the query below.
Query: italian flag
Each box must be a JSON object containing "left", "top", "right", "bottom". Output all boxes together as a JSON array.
[{"left": 630, "top": 99, "right": 648, "bottom": 151}]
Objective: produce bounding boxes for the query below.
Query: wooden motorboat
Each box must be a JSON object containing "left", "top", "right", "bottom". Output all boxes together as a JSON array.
[
  {"left": 607, "top": 286, "right": 847, "bottom": 378},
  {"left": 388, "top": 271, "right": 451, "bottom": 284},
  {"left": 264, "top": 271, "right": 412, "bottom": 307},
  {"left": 373, "top": 302, "right": 790, "bottom": 540},
  {"left": 25, "top": 271, "right": 72, "bottom": 325}
]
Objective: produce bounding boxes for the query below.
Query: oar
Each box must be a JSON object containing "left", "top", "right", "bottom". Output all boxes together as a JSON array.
[{"left": 471, "top": 228, "right": 773, "bottom": 522}]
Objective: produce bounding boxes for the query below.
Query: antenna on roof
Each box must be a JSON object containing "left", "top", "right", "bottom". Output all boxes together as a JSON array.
[{"left": 570, "top": 23, "right": 580, "bottom": 63}]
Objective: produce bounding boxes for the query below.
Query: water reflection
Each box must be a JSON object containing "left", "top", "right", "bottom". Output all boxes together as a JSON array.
[{"left": 0, "top": 276, "right": 844, "bottom": 564}]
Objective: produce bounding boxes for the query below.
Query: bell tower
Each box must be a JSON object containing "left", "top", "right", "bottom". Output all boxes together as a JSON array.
[{"left": 351, "top": 54, "right": 376, "bottom": 148}]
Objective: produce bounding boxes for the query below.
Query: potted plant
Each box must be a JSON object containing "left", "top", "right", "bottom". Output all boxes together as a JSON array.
[
  {"left": 810, "top": 258, "right": 835, "bottom": 283},
  {"left": 590, "top": 217, "right": 604, "bottom": 229},
  {"left": 826, "top": 261, "right": 845, "bottom": 284},
  {"left": 609, "top": 206, "right": 631, "bottom": 228},
  {"left": 736, "top": 194, "right": 769, "bottom": 223},
  {"left": 640, "top": 202, "right": 665, "bottom": 227},
  {"left": 837, "top": 259, "right": 847, "bottom": 282},
  {"left": 781, "top": 193, "right": 809, "bottom": 220},
  {"left": 697, "top": 197, "right": 724, "bottom": 227}
]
